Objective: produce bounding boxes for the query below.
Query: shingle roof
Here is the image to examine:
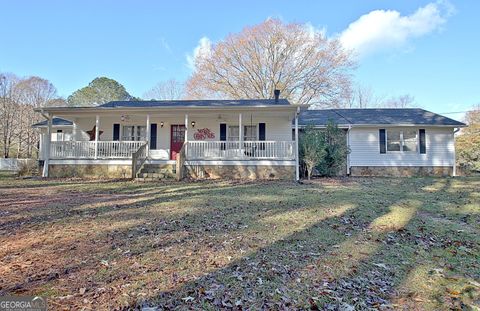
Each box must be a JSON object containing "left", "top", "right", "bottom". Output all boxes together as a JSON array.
[
  {"left": 298, "top": 108, "right": 466, "bottom": 127},
  {"left": 99, "top": 99, "right": 291, "bottom": 108},
  {"left": 32, "top": 117, "right": 73, "bottom": 128}
]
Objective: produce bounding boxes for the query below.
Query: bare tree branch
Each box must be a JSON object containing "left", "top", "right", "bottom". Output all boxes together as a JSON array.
[{"left": 185, "top": 19, "right": 355, "bottom": 107}]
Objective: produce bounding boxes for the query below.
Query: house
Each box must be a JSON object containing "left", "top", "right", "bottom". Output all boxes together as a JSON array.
[
  {"left": 298, "top": 108, "right": 466, "bottom": 176},
  {"left": 33, "top": 101, "right": 466, "bottom": 180},
  {"left": 33, "top": 97, "right": 302, "bottom": 180}
]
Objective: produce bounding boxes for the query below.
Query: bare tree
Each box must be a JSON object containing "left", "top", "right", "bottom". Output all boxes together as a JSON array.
[
  {"left": 15, "top": 77, "right": 58, "bottom": 157},
  {"left": 143, "top": 79, "right": 185, "bottom": 100},
  {"left": 0, "top": 73, "right": 61, "bottom": 158},
  {"left": 346, "top": 84, "right": 386, "bottom": 108},
  {"left": 0, "top": 74, "right": 20, "bottom": 158},
  {"left": 186, "top": 19, "right": 354, "bottom": 107},
  {"left": 382, "top": 94, "right": 415, "bottom": 108}
]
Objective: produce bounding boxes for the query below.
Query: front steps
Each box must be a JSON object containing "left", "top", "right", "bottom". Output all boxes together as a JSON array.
[{"left": 135, "top": 164, "right": 176, "bottom": 181}]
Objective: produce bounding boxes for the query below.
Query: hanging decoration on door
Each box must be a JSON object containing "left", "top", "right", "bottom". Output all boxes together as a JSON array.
[{"left": 194, "top": 128, "right": 215, "bottom": 140}]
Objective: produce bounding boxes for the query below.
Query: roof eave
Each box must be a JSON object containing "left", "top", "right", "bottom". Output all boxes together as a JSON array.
[
  {"left": 34, "top": 104, "right": 299, "bottom": 114},
  {"left": 349, "top": 123, "right": 467, "bottom": 128}
]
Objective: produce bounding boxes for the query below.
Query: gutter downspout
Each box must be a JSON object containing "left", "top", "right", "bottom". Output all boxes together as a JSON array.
[
  {"left": 346, "top": 125, "right": 351, "bottom": 176},
  {"left": 294, "top": 107, "right": 300, "bottom": 182}
]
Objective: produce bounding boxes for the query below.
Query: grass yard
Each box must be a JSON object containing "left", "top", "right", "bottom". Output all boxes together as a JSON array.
[{"left": 0, "top": 174, "right": 479, "bottom": 310}]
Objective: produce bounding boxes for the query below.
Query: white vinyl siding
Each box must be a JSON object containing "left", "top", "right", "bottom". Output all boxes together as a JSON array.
[{"left": 349, "top": 127, "right": 455, "bottom": 167}]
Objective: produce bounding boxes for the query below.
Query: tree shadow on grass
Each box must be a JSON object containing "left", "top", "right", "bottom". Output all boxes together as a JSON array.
[
  {"left": 138, "top": 177, "right": 479, "bottom": 310},
  {"left": 2, "top": 177, "right": 478, "bottom": 310}
]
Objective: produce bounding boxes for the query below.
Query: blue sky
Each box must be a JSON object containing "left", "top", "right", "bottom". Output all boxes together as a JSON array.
[{"left": 1, "top": 0, "right": 478, "bottom": 120}]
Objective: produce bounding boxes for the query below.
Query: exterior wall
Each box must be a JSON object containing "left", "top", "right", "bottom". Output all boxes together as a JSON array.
[
  {"left": 185, "top": 162, "right": 295, "bottom": 180},
  {"left": 349, "top": 127, "right": 455, "bottom": 168},
  {"left": 68, "top": 113, "right": 293, "bottom": 160},
  {"left": 48, "top": 164, "right": 132, "bottom": 178},
  {"left": 350, "top": 166, "right": 453, "bottom": 177}
]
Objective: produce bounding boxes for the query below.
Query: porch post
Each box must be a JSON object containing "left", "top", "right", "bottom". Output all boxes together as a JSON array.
[
  {"left": 72, "top": 120, "right": 77, "bottom": 141},
  {"left": 42, "top": 115, "right": 52, "bottom": 177},
  {"left": 238, "top": 113, "right": 243, "bottom": 150},
  {"left": 295, "top": 107, "right": 299, "bottom": 181},
  {"left": 146, "top": 114, "right": 151, "bottom": 153},
  {"left": 184, "top": 113, "right": 189, "bottom": 142},
  {"left": 94, "top": 115, "right": 99, "bottom": 159}
]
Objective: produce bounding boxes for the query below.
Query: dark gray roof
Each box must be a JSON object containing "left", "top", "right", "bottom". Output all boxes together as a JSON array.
[
  {"left": 99, "top": 99, "right": 291, "bottom": 108},
  {"left": 298, "top": 108, "right": 466, "bottom": 127},
  {"left": 32, "top": 117, "right": 73, "bottom": 128}
]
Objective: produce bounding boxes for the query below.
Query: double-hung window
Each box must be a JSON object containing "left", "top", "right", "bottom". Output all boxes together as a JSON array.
[
  {"left": 227, "top": 125, "right": 257, "bottom": 141},
  {"left": 386, "top": 129, "right": 418, "bottom": 152},
  {"left": 122, "top": 125, "right": 147, "bottom": 141}
]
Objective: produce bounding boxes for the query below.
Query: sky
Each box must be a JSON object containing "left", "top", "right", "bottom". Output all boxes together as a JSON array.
[{"left": 1, "top": 0, "right": 478, "bottom": 121}]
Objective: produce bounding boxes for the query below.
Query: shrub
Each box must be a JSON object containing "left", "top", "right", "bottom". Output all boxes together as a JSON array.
[
  {"left": 299, "top": 126, "right": 326, "bottom": 180},
  {"left": 299, "top": 120, "right": 350, "bottom": 179},
  {"left": 16, "top": 160, "right": 38, "bottom": 177},
  {"left": 316, "top": 121, "right": 349, "bottom": 177},
  {"left": 456, "top": 107, "right": 480, "bottom": 174}
]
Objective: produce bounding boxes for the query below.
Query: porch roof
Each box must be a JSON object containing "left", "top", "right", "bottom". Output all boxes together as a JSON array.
[{"left": 32, "top": 117, "right": 73, "bottom": 128}]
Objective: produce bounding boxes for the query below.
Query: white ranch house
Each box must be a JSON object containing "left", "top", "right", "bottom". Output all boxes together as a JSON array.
[{"left": 33, "top": 100, "right": 466, "bottom": 180}]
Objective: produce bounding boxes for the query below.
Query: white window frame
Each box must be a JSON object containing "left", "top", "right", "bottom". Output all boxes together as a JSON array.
[
  {"left": 386, "top": 128, "right": 418, "bottom": 153},
  {"left": 227, "top": 125, "right": 258, "bottom": 141},
  {"left": 122, "top": 125, "right": 147, "bottom": 141}
]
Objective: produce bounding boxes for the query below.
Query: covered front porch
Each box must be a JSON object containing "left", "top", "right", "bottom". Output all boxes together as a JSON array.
[{"left": 36, "top": 104, "right": 300, "bottom": 180}]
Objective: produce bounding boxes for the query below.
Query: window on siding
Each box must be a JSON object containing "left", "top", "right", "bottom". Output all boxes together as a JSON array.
[
  {"left": 228, "top": 126, "right": 239, "bottom": 141},
  {"left": 387, "top": 129, "right": 417, "bottom": 152},
  {"left": 402, "top": 129, "right": 417, "bottom": 152},
  {"left": 227, "top": 125, "right": 257, "bottom": 141},
  {"left": 244, "top": 125, "right": 257, "bottom": 141},
  {"left": 122, "top": 125, "right": 146, "bottom": 141},
  {"left": 387, "top": 130, "right": 401, "bottom": 151}
]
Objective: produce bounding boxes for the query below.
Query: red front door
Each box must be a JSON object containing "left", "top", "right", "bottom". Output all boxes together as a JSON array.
[{"left": 170, "top": 125, "right": 186, "bottom": 160}]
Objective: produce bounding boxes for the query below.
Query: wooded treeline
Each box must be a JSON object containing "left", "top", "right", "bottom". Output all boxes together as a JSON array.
[{"left": 0, "top": 73, "right": 65, "bottom": 158}]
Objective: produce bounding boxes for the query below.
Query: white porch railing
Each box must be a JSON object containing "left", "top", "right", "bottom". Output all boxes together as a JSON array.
[
  {"left": 50, "top": 141, "right": 146, "bottom": 159},
  {"left": 185, "top": 141, "right": 295, "bottom": 160}
]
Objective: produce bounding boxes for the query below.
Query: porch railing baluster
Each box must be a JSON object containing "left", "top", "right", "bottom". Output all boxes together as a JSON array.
[{"left": 185, "top": 141, "right": 294, "bottom": 160}]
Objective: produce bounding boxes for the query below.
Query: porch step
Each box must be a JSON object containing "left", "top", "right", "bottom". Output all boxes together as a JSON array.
[{"left": 135, "top": 164, "right": 175, "bottom": 181}]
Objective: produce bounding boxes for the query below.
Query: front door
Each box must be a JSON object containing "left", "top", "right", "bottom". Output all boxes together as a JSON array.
[{"left": 170, "top": 125, "right": 186, "bottom": 160}]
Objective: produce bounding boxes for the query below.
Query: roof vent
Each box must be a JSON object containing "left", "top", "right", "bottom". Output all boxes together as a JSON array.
[{"left": 274, "top": 89, "right": 280, "bottom": 102}]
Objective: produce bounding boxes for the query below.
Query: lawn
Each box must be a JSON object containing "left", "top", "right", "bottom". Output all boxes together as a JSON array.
[{"left": 0, "top": 174, "right": 478, "bottom": 310}]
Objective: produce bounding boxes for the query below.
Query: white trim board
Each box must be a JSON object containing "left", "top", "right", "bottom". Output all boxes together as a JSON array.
[
  {"left": 185, "top": 160, "right": 296, "bottom": 166},
  {"left": 146, "top": 159, "right": 176, "bottom": 165},
  {"left": 49, "top": 159, "right": 132, "bottom": 165}
]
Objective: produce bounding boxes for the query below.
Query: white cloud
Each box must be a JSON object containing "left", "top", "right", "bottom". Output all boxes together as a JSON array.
[
  {"left": 339, "top": 1, "right": 454, "bottom": 58},
  {"left": 186, "top": 36, "right": 212, "bottom": 71}
]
